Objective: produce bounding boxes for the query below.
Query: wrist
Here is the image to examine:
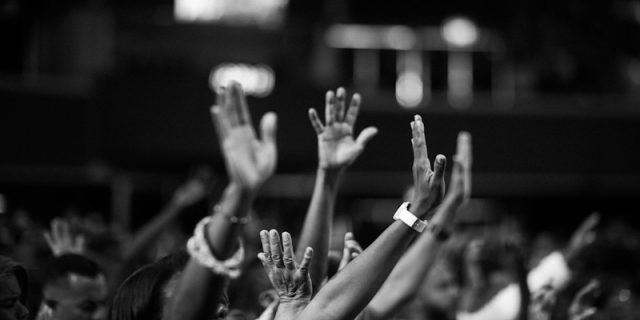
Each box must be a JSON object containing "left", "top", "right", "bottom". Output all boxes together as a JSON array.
[
  {"left": 227, "top": 182, "right": 257, "bottom": 200},
  {"left": 318, "top": 165, "right": 345, "bottom": 176},
  {"left": 278, "top": 297, "right": 309, "bottom": 309},
  {"left": 317, "top": 167, "right": 344, "bottom": 187}
]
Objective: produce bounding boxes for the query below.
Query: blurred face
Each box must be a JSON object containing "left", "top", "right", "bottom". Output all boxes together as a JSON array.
[
  {"left": 41, "top": 273, "right": 108, "bottom": 320},
  {"left": 0, "top": 274, "right": 29, "bottom": 320},
  {"left": 419, "top": 264, "right": 461, "bottom": 317}
]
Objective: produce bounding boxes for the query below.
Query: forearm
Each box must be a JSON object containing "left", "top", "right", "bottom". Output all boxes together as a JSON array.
[
  {"left": 122, "top": 202, "right": 183, "bottom": 261},
  {"left": 276, "top": 301, "right": 308, "bottom": 320},
  {"left": 298, "top": 221, "right": 417, "bottom": 320},
  {"left": 366, "top": 231, "right": 442, "bottom": 319},
  {"left": 296, "top": 168, "right": 342, "bottom": 292},
  {"left": 206, "top": 183, "right": 254, "bottom": 258},
  {"left": 113, "top": 202, "right": 184, "bottom": 290},
  {"left": 365, "top": 198, "right": 458, "bottom": 319},
  {"left": 166, "top": 183, "right": 254, "bottom": 320}
]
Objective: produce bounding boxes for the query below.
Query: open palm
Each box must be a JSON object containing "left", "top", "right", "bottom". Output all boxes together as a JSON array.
[
  {"left": 211, "top": 82, "right": 277, "bottom": 190},
  {"left": 258, "top": 230, "right": 314, "bottom": 303},
  {"left": 309, "top": 88, "right": 377, "bottom": 171}
]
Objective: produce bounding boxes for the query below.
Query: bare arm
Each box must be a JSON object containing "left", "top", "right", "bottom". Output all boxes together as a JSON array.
[
  {"left": 297, "top": 87, "right": 377, "bottom": 294},
  {"left": 364, "top": 128, "right": 471, "bottom": 320},
  {"left": 122, "top": 176, "right": 207, "bottom": 263},
  {"left": 296, "top": 118, "right": 471, "bottom": 320},
  {"left": 166, "top": 82, "right": 277, "bottom": 320}
]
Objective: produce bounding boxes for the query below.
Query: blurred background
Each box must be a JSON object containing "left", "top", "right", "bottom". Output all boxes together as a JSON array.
[{"left": 1, "top": 0, "right": 640, "bottom": 237}]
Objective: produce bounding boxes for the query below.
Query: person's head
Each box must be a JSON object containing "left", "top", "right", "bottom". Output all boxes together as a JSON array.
[
  {"left": 40, "top": 254, "right": 108, "bottom": 320},
  {"left": 418, "top": 259, "right": 461, "bottom": 320},
  {"left": 0, "top": 256, "right": 29, "bottom": 320},
  {"left": 109, "top": 251, "right": 229, "bottom": 320}
]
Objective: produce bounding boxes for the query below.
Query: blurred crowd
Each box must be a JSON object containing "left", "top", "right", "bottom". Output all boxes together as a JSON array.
[{"left": 1, "top": 82, "right": 640, "bottom": 320}]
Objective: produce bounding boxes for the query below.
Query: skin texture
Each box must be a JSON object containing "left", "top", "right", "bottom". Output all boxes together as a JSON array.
[
  {"left": 40, "top": 274, "right": 108, "bottom": 320},
  {"left": 0, "top": 275, "right": 29, "bottom": 320},
  {"left": 298, "top": 87, "right": 377, "bottom": 296},
  {"left": 361, "top": 122, "right": 470, "bottom": 320},
  {"left": 165, "top": 82, "right": 276, "bottom": 320},
  {"left": 270, "top": 116, "right": 471, "bottom": 320},
  {"left": 258, "top": 231, "right": 314, "bottom": 320}
]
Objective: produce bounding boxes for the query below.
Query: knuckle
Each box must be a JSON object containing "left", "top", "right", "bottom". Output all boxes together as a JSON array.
[{"left": 282, "top": 256, "right": 294, "bottom": 265}]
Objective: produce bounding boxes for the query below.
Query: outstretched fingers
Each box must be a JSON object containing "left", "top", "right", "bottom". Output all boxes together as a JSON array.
[
  {"left": 449, "top": 154, "right": 465, "bottom": 199},
  {"left": 298, "top": 247, "right": 314, "bottom": 277},
  {"left": 281, "top": 232, "right": 297, "bottom": 270},
  {"left": 355, "top": 127, "right": 378, "bottom": 147},
  {"left": 431, "top": 154, "right": 447, "bottom": 198},
  {"left": 335, "top": 87, "right": 346, "bottom": 122},
  {"left": 325, "top": 90, "right": 336, "bottom": 126},
  {"left": 260, "top": 112, "right": 278, "bottom": 149},
  {"left": 260, "top": 230, "right": 272, "bottom": 262},
  {"left": 269, "top": 229, "right": 285, "bottom": 268},
  {"left": 456, "top": 131, "right": 472, "bottom": 199},
  {"left": 223, "top": 83, "right": 241, "bottom": 126},
  {"left": 308, "top": 108, "right": 324, "bottom": 135},
  {"left": 411, "top": 115, "right": 431, "bottom": 172},
  {"left": 210, "top": 106, "right": 231, "bottom": 141},
  {"left": 345, "top": 93, "right": 361, "bottom": 127}
]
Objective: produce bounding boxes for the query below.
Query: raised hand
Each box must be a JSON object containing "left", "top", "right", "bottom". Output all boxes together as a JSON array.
[
  {"left": 308, "top": 87, "right": 378, "bottom": 172},
  {"left": 409, "top": 114, "right": 448, "bottom": 217},
  {"left": 43, "top": 218, "right": 85, "bottom": 256},
  {"left": 258, "top": 230, "right": 314, "bottom": 304},
  {"left": 569, "top": 280, "right": 599, "bottom": 320},
  {"left": 211, "top": 82, "right": 277, "bottom": 191},
  {"left": 338, "top": 232, "right": 363, "bottom": 272}
]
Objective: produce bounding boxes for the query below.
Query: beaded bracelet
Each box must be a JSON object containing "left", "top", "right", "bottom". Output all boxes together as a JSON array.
[{"left": 187, "top": 216, "right": 244, "bottom": 279}]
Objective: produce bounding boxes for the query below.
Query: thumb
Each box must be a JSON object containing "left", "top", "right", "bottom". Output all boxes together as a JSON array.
[
  {"left": 260, "top": 112, "right": 278, "bottom": 146},
  {"left": 355, "top": 127, "right": 378, "bottom": 147}
]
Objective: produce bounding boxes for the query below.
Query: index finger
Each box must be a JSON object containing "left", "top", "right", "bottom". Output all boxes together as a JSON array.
[
  {"left": 229, "top": 81, "right": 252, "bottom": 126},
  {"left": 411, "top": 115, "right": 430, "bottom": 171},
  {"left": 260, "top": 230, "right": 271, "bottom": 260}
]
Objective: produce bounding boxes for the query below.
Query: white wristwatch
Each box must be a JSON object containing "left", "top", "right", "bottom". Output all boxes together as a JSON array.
[{"left": 393, "top": 202, "right": 428, "bottom": 232}]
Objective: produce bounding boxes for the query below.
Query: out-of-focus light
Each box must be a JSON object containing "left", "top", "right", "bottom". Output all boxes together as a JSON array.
[
  {"left": 326, "top": 25, "right": 384, "bottom": 49},
  {"left": 175, "top": 0, "right": 288, "bottom": 28},
  {"left": 448, "top": 52, "right": 473, "bottom": 108},
  {"left": 396, "top": 51, "right": 424, "bottom": 108},
  {"left": 210, "top": 63, "right": 275, "bottom": 97},
  {"left": 326, "top": 24, "right": 417, "bottom": 50},
  {"left": 396, "top": 72, "right": 423, "bottom": 108},
  {"left": 441, "top": 16, "right": 478, "bottom": 48},
  {"left": 385, "top": 26, "right": 417, "bottom": 50}
]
